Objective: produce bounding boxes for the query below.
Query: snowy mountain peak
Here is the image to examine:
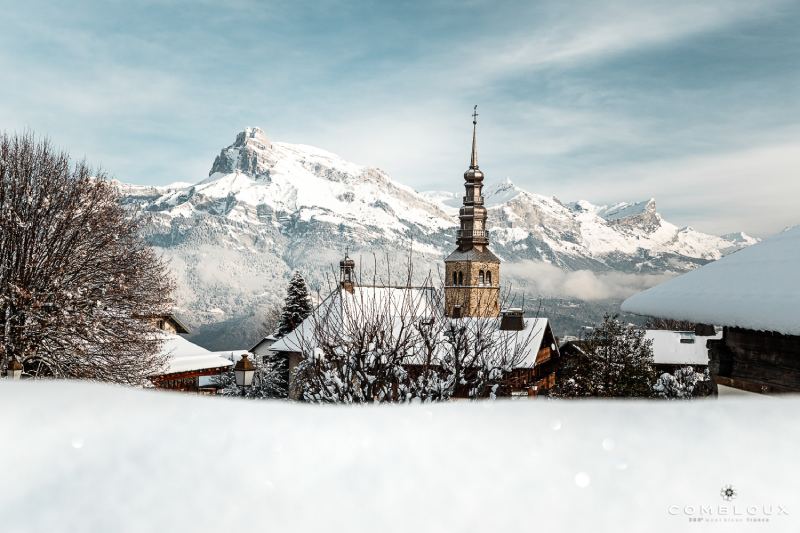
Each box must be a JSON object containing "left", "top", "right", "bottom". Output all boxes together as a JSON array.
[
  {"left": 484, "top": 178, "right": 523, "bottom": 206},
  {"left": 598, "top": 198, "right": 657, "bottom": 222},
  {"left": 209, "top": 127, "right": 275, "bottom": 178},
  {"left": 121, "top": 128, "right": 759, "bottom": 345},
  {"left": 721, "top": 231, "right": 759, "bottom": 246}
]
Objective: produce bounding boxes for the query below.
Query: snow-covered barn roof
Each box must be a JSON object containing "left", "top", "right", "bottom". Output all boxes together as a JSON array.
[
  {"left": 271, "top": 285, "right": 553, "bottom": 369},
  {"left": 271, "top": 286, "right": 437, "bottom": 353},
  {"left": 154, "top": 334, "right": 234, "bottom": 376},
  {"left": 622, "top": 226, "right": 800, "bottom": 336},
  {"left": 644, "top": 330, "right": 721, "bottom": 366}
]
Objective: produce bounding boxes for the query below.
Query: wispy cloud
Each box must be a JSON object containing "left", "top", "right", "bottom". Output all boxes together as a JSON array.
[
  {"left": 470, "top": 1, "right": 782, "bottom": 75},
  {"left": 0, "top": 0, "right": 798, "bottom": 236},
  {"left": 504, "top": 260, "right": 674, "bottom": 301}
]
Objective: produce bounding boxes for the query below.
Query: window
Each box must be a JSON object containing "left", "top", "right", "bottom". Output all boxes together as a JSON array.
[
  {"left": 458, "top": 271, "right": 463, "bottom": 286},
  {"left": 679, "top": 338, "right": 695, "bottom": 344},
  {"left": 479, "top": 270, "right": 485, "bottom": 285},
  {"left": 452, "top": 271, "right": 457, "bottom": 286},
  {"left": 486, "top": 271, "right": 492, "bottom": 286}
]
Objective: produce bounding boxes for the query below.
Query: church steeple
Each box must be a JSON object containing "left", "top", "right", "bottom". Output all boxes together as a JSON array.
[
  {"left": 470, "top": 105, "right": 479, "bottom": 169},
  {"left": 457, "top": 105, "right": 489, "bottom": 251},
  {"left": 443, "top": 106, "right": 500, "bottom": 318}
]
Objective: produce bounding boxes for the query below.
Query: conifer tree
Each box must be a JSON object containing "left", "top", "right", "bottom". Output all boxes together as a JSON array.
[
  {"left": 553, "top": 314, "right": 656, "bottom": 398},
  {"left": 277, "top": 271, "right": 312, "bottom": 337}
]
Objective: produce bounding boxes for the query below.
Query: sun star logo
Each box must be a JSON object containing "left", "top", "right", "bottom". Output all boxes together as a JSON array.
[
  {"left": 720, "top": 485, "right": 737, "bottom": 502},
  {"left": 666, "top": 485, "right": 789, "bottom": 522}
]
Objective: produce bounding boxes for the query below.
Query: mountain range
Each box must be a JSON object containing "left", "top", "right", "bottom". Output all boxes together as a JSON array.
[{"left": 121, "top": 127, "right": 757, "bottom": 348}]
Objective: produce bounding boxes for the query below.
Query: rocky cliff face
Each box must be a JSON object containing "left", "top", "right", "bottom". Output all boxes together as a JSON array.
[{"left": 121, "top": 128, "right": 757, "bottom": 348}]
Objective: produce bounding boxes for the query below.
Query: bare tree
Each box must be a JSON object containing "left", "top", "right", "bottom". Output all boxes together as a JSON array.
[
  {"left": 293, "top": 256, "right": 539, "bottom": 403},
  {"left": 0, "top": 133, "right": 175, "bottom": 384},
  {"left": 259, "top": 302, "right": 282, "bottom": 338}
]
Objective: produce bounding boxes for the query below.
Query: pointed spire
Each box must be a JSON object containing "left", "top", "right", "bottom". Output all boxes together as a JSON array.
[{"left": 470, "top": 105, "right": 479, "bottom": 169}]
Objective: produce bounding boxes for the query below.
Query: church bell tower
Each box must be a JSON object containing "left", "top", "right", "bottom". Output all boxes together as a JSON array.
[{"left": 444, "top": 106, "right": 500, "bottom": 318}]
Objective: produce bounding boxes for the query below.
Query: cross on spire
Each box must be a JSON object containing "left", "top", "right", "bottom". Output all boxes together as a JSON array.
[{"left": 470, "top": 105, "right": 479, "bottom": 168}]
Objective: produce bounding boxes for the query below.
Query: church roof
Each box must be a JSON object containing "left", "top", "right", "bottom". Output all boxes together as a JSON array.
[
  {"left": 270, "top": 284, "right": 552, "bottom": 369},
  {"left": 444, "top": 247, "right": 500, "bottom": 263},
  {"left": 271, "top": 286, "right": 438, "bottom": 354}
]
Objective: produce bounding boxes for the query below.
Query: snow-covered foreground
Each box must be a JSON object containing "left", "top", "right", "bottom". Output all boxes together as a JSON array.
[{"left": 2, "top": 381, "right": 797, "bottom": 533}]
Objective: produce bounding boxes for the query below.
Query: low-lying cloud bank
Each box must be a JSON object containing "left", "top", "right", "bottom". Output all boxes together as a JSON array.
[{"left": 503, "top": 260, "right": 675, "bottom": 301}]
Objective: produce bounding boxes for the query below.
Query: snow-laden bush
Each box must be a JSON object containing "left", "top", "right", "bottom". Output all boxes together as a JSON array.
[
  {"left": 212, "top": 354, "right": 287, "bottom": 399},
  {"left": 652, "top": 366, "right": 712, "bottom": 399}
]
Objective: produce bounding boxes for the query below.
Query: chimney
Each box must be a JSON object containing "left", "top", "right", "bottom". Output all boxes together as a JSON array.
[{"left": 500, "top": 307, "right": 525, "bottom": 331}]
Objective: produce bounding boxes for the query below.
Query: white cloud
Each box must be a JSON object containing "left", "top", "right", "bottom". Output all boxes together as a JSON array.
[
  {"left": 445, "top": 0, "right": 788, "bottom": 81},
  {"left": 557, "top": 135, "right": 800, "bottom": 236},
  {"left": 504, "top": 260, "right": 674, "bottom": 301}
]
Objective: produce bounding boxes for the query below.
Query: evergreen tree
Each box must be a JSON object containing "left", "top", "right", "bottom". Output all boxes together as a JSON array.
[
  {"left": 553, "top": 314, "right": 656, "bottom": 398},
  {"left": 277, "top": 271, "right": 312, "bottom": 337}
]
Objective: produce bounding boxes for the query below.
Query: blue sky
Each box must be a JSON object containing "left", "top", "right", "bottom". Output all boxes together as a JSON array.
[{"left": 1, "top": 0, "right": 798, "bottom": 236}]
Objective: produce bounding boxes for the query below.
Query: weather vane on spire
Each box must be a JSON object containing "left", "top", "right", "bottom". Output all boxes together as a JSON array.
[{"left": 472, "top": 105, "right": 479, "bottom": 125}]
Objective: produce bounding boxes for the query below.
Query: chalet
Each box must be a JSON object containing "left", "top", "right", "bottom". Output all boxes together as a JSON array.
[
  {"left": 250, "top": 335, "right": 279, "bottom": 361},
  {"left": 148, "top": 314, "right": 233, "bottom": 393},
  {"left": 644, "top": 328, "right": 721, "bottom": 374},
  {"left": 269, "top": 110, "right": 560, "bottom": 400},
  {"left": 622, "top": 227, "right": 800, "bottom": 394},
  {"left": 137, "top": 313, "right": 191, "bottom": 335}
]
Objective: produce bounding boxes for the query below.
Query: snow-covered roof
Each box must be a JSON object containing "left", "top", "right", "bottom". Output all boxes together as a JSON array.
[
  {"left": 622, "top": 226, "right": 800, "bottom": 336},
  {"left": 271, "top": 286, "right": 438, "bottom": 353},
  {"left": 271, "top": 285, "right": 553, "bottom": 369},
  {"left": 436, "top": 316, "right": 552, "bottom": 368},
  {"left": 249, "top": 335, "right": 278, "bottom": 353},
  {"left": 644, "top": 330, "right": 721, "bottom": 366},
  {"left": 154, "top": 334, "right": 233, "bottom": 376}
]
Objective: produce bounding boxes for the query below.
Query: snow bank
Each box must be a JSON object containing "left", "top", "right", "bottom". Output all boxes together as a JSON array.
[
  {"left": 1, "top": 381, "right": 797, "bottom": 532},
  {"left": 622, "top": 226, "right": 800, "bottom": 335}
]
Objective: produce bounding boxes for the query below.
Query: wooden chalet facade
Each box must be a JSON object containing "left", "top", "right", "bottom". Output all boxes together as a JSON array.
[{"left": 708, "top": 327, "right": 800, "bottom": 394}]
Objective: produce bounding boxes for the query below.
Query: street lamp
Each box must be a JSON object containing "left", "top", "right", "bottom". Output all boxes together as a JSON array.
[
  {"left": 233, "top": 353, "right": 256, "bottom": 397},
  {"left": 6, "top": 357, "right": 23, "bottom": 380}
]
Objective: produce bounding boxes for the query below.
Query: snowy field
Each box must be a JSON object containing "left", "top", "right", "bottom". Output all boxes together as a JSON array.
[{"left": 2, "top": 381, "right": 797, "bottom": 533}]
